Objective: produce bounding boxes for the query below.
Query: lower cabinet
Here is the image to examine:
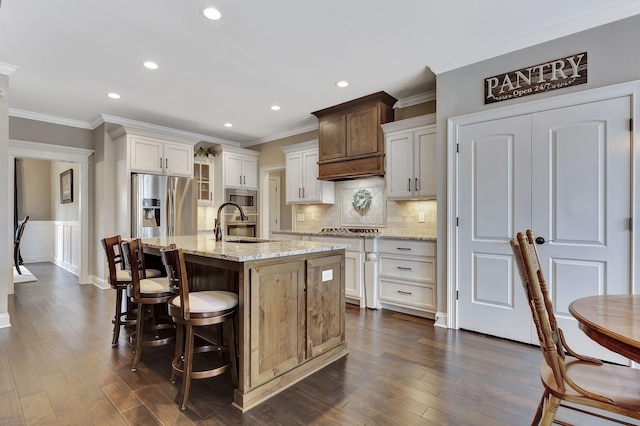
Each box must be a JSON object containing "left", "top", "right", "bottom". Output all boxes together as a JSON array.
[
  {"left": 378, "top": 239, "right": 436, "bottom": 315},
  {"left": 248, "top": 254, "right": 345, "bottom": 388},
  {"left": 306, "top": 255, "right": 345, "bottom": 358},
  {"left": 310, "top": 236, "right": 364, "bottom": 306}
]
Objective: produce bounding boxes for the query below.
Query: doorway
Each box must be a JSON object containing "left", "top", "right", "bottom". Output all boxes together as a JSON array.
[{"left": 8, "top": 140, "right": 93, "bottom": 294}]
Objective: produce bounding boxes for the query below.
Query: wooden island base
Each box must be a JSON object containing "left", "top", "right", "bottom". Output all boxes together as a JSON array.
[
  {"left": 234, "top": 343, "right": 348, "bottom": 412},
  {"left": 142, "top": 236, "right": 349, "bottom": 412}
]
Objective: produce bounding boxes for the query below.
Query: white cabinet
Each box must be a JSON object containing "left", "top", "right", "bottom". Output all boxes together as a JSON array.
[
  {"left": 215, "top": 147, "right": 259, "bottom": 190},
  {"left": 382, "top": 115, "right": 436, "bottom": 200},
  {"left": 310, "top": 235, "right": 364, "bottom": 306},
  {"left": 194, "top": 158, "right": 214, "bottom": 205},
  {"left": 130, "top": 135, "right": 193, "bottom": 177},
  {"left": 378, "top": 239, "right": 436, "bottom": 315},
  {"left": 282, "top": 140, "right": 334, "bottom": 204}
]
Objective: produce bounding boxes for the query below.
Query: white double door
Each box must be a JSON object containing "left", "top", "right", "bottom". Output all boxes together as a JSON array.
[{"left": 457, "top": 96, "right": 631, "bottom": 363}]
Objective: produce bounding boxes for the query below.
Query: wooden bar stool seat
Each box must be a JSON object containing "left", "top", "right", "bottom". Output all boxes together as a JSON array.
[
  {"left": 122, "top": 238, "right": 175, "bottom": 372},
  {"left": 160, "top": 246, "right": 238, "bottom": 411}
]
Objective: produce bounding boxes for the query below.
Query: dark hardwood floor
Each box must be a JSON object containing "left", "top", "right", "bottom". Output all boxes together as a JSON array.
[{"left": 0, "top": 263, "right": 624, "bottom": 425}]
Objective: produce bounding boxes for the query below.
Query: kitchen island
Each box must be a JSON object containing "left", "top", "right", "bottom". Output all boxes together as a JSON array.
[{"left": 141, "top": 235, "right": 349, "bottom": 412}]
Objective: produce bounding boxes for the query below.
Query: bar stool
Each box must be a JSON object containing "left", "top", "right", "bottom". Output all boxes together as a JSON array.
[
  {"left": 101, "top": 235, "right": 163, "bottom": 346},
  {"left": 160, "top": 246, "right": 238, "bottom": 411},
  {"left": 121, "top": 238, "right": 175, "bottom": 371}
]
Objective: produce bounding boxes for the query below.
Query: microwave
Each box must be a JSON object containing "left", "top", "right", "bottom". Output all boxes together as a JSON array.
[{"left": 225, "top": 188, "right": 257, "bottom": 215}]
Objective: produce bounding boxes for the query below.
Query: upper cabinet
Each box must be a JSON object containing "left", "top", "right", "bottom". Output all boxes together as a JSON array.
[
  {"left": 311, "top": 92, "right": 397, "bottom": 180},
  {"left": 129, "top": 135, "right": 193, "bottom": 177},
  {"left": 282, "top": 140, "right": 334, "bottom": 204},
  {"left": 382, "top": 115, "right": 437, "bottom": 200},
  {"left": 194, "top": 157, "right": 214, "bottom": 205},
  {"left": 214, "top": 146, "right": 259, "bottom": 190}
]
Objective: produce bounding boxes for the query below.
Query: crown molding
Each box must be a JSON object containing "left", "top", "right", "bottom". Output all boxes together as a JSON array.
[
  {"left": 428, "top": 2, "right": 640, "bottom": 74},
  {"left": 9, "top": 108, "right": 93, "bottom": 129},
  {"left": 0, "top": 62, "right": 18, "bottom": 86},
  {"left": 394, "top": 91, "right": 436, "bottom": 108},
  {"left": 97, "top": 114, "right": 241, "bottom": 146},
  {"left": 243, "top": 123, "right": 319, "bottom": 147}
]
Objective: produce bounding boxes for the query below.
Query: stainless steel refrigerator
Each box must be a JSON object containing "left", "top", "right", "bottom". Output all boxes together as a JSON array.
[{"left": 131, "top": 173, "right": 197, "bottom": 238}]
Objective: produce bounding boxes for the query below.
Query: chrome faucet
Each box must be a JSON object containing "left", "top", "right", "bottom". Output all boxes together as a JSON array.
[{"left": 215, "top": 202, "right": 248, "bottom": 241}]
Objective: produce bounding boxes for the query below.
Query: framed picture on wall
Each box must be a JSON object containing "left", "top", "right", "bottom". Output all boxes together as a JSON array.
[{"left": 60, "top": 169, "right": 73, "bottom": 204}]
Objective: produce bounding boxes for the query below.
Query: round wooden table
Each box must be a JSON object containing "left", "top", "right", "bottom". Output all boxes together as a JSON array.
[{"left": 569, "top": 295, "right": 640, "bottom": 363}]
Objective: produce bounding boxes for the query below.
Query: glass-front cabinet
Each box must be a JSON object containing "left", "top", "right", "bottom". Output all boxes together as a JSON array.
[{"left": 194, "top": 158, "right": 214, "bottom": 205}]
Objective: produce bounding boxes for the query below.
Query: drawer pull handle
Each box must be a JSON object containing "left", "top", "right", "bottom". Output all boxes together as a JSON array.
[
  {"left": 397, "top": 290, "right": 412, "bottom": 295},
  {"left": 397, "top": 266, "right": 412, "bottom": 271},
  {"left": 397, "top": 247, "right": 412, "bottom": 251}
]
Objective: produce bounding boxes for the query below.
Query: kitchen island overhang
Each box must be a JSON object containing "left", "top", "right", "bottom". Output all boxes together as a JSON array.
[{"left": 141, "top": 235, "right": 349, "bottom": 412}]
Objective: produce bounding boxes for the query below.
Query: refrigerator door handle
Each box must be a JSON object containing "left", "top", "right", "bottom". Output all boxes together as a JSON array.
[{"left": 168, "top": 183, "right": 174, "bottom": 236}]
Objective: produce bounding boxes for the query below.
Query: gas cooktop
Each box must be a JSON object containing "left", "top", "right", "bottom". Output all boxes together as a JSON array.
[{"left": 320, "top": 227, "right": 379, "bottom": 234}]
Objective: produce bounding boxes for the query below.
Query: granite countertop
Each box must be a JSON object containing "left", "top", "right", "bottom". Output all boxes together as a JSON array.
[
  {"left": 141, "top": 235, "right": 349, "bottom": 262},
  {"left": 272, "top": 230, "right": 437, "bottom": 242}
]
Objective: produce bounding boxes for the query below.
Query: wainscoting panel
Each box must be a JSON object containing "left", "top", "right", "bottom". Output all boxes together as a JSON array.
[{"left": 53, "top": 221, "right": 80, "bottom": 274}]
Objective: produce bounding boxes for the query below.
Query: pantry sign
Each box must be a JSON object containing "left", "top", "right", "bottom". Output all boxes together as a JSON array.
[{"left": 484, "top": 52, "right": 587, "bottom": 104}]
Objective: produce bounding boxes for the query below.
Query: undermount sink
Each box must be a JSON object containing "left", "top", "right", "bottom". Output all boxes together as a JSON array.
[{"left": 223, "top": 238, "right": 273, "bottom": 244}]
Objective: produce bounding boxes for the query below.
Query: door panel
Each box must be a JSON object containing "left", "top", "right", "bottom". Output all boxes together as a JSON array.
[
  {"left": 532, "top": 97, "right": 630, "bottom": 363},
  {"left": 458, "top": 115, "right": 532, "bottom": 341},
  {"left": 458, "top": 96, "right": 631, "bottom": 364}
]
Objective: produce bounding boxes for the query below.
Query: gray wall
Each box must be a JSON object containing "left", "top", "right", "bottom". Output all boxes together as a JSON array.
[
  {"left": 435, "top": 14, "right": 640, "bottom": 316},
  {"left": 16, "top": 158, "right": 52, "bottom": 220},
  {"left": 9, "top": 117, "right": 93, "bottom": 149}
]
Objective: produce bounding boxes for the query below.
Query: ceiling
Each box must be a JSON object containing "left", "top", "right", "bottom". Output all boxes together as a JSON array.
[{"left": 1, "top": 1, "right": 639, "bottom": 146}]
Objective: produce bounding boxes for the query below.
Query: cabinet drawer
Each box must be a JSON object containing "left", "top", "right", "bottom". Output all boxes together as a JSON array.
[
  {"left": 379, "top": 256, "right": 434, "bottom": 283},
  {"left": 378, "top": 239, "right": 435, "bottom": 257},
  {"left": 379, "top": 279, "right": 435, "bottom": 311}
]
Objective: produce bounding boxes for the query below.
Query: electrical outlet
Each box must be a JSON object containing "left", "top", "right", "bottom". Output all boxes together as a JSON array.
[
  {"left": 297, "top": 213, "right": 305, "bottom": 222},
  {"left": 418, "top": 212, "right": 425, "bottom": 223}
]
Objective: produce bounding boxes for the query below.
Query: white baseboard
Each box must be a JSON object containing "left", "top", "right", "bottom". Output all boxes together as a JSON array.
[
  {"left": 91, "top": 275, "right": 110, "bottom": 290},
  {"left": 51, "top": 258, "right": 78, "bottom": 276},
  {"left": 0, "top": 313, "right": 11, "bottom": 329},
  {"left": 22, "top": 255, "right": 51, "bottom": 263},
  {"left": 434, "top": 312, "right": 448, "bottom": 328},
  {"left": 379, "top": 302, "right": 436, "bottom": 320}
]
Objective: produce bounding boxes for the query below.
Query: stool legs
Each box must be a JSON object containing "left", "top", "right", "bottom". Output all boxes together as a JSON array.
[
  {"left": 131, "top": 302, "right": 145, "bottom": 371},
  {"left": 171, "top": 316, "right": 238, "bottom": 411},
  {"left": 180, "top": 324, "right": 195, "bottom": 410},
  {"left": 112, "top": 288, "right": 125, "bottom": 346}
]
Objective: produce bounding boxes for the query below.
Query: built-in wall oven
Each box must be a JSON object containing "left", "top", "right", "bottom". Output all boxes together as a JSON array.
[{"left": 227, "top": 221, "right": 257, "bottom": 237}]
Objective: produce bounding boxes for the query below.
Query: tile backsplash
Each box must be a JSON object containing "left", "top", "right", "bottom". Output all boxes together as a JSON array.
[
  {"left": 294, "top": 177, "right": 437, "bottom": 236},
  {"left": 198, "top": 177, "right": 437, "bottom": 237}
]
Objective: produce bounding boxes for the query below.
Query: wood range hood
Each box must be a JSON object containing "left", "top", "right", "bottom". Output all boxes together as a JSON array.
[{"left": 312, "top": 91, "right": 397, "bottom": 181}]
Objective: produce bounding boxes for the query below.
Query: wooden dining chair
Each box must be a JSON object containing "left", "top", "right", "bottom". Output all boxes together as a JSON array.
[
  {"left": 101, "top": 235, "right": 164, "bottom": 346},
  {"left": 511, "top": 230, "right": 640, "bottom": 425},
  {"left": 160, "top": 245, "right": 238, "bottom": 411},
  {"left": 13, "top": 215, "right": 29, "bottom": 275},
  {"left": 121, "top": 238, "right": 175, "bottom": 371}
]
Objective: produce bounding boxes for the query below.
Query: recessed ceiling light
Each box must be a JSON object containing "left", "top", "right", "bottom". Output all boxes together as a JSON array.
[
  {"left": 336, "top": 81, "right": 349, "bottom": 88},
  {"left": 270, "top": 105, "right": 281, "bottom": 111},
  {"left": 107, "top": 92, "right": 120, "bottom": 99},
  {"left": 224, "top": 123, "right": 233, "bottom": 128},
  {"left": 143, "top": 61, "right": 158, "bottom": 70},
  {"left": 202, "top": 7, "right": 221, "bottom": 20}
]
